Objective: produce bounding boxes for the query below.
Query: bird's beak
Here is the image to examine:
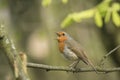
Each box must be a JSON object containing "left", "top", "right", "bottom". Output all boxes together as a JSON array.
[
  {"left": 56, "top": 32, "right": 59, "bottom": 36},
  {"left": 55, "top": 32, "right": 59, "bottom": 41}
]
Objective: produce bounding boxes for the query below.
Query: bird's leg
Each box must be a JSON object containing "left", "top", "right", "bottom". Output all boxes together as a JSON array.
[
  {"left": 73, "top": 60, "right": 80, "bottom": 68},
  {"left": 69, "top": 61, "right": 76, "bottom": 68},
  {"left": 69, "top": 60, "right": 80, "bottom": 68}
]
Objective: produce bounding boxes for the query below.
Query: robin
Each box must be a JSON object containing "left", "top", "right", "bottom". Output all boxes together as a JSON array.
[{"left": 56, "top": 31, "right": 97, "bottom": 73}]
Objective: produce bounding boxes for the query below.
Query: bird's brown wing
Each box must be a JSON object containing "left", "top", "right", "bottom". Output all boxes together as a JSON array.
[
  {"left": 66, "top": 38, "right": 98, "bottom": 73},
  {"left": 66, "top": 39, "right": 90, "bottom": 65}
]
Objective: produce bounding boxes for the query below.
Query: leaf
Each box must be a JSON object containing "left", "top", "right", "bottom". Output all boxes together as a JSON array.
[
  {"left": 112, "top": 11, "right": 120, "bottom": 27},
  {"left": 42, "top": 0, "right": 52, "bottom": 7},
  {"left": 97, "top": 0, "right": 111, "bottom": 17},
  {"left": 61, "top": 14, "right": 74, "bottom": 28},
  {"left": 72, "top": 13, "right": 82, "bottom": 22},
  {"left": 94, "top": 11, "right": 103, "bottom": 28},
  {"left": 72, "top": 9, "right": 95, "bottom": 22},
  {"left": 62, "top": 0, "right": 68, "bottom": 4},
  {"left": 61, "top": 9, "right": 95, "bottom": 28},
  {"left": 104, "top": 8, "right": 111, "bottom": 23},
  {"left": 112, "top": 3, "right": 120, "bottom": 11}
]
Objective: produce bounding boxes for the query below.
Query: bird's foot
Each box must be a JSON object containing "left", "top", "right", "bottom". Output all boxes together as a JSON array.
[
  {"left": 69, "top": 60, "right": 79, "bottom": 68},
  {"left": 69, "top": 64, "right": 77, "bottom": 69}
]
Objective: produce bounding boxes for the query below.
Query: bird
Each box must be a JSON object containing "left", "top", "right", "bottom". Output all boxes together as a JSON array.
[{"left": 56, "top": 31, "right": 97, "bottom": 73}]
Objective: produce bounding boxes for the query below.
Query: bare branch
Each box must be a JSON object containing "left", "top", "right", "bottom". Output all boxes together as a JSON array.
[
  {"left": 99, "top": 45, "right": 120, "bottom": 66},
  {"left": 27, "top": 63, "right": 120, "bottom": 73}
]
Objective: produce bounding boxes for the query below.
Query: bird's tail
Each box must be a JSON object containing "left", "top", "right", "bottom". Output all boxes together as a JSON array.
[
  {"left": 87, "top": 59, "right": 98, "bottom": 73},
  {"left": 83, "top": 59, "right": 98, "bottom": 73}
]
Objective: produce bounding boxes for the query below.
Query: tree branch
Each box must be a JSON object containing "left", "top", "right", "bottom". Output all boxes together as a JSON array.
[
  {"left": 27, "top": 63, "right": 120, "bottom": 73},
  {"left": 99, "top": 45, "right": 120, "bottom": 66},
  {"left": 0, "top": 25, "right": 31, "bottom": 80},
  {"left": 0, "top": 24, "right": 120, "bottom": 77},
  {"left": 27, "top": 45, "right": 120, "bottom": 73}
]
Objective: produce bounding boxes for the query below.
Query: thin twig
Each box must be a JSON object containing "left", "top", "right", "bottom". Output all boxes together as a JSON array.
[
  {"left": 99, "top": 45, "right": 120, "bottom": 66},
  {"left": 27, "top": 63, "right": 120, "bottom": 73}
]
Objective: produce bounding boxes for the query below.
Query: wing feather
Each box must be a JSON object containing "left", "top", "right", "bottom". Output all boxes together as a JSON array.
[
  {"left": 65, "top": 39, "right": 89, "bottom": 65},
  {"left": 64, "top": 33, "right": 97, "bottom": 73}
]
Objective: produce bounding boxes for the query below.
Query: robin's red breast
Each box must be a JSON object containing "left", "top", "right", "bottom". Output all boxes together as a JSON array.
[{"left": 56, "top": 31, "right": 97, "bottom": 73}]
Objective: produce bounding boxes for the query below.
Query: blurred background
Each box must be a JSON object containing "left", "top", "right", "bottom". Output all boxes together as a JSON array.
[{"left": 0, "top": 0, "right": 120, "bottom": 80}]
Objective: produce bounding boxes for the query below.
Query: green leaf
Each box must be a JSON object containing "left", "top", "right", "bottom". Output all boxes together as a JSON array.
[
  {"left": 61, "top": 14, "right": 73, "bottom": 28},
  {"left": 112, "top": 11, "right": 120, "bottom": 27},
  {"left": 97, "top": 0, "right": 111, "bottom": 17},
  {"left": 112, "top": 3, "right": 120, "bottom": 11},
  {"left": 42, "top": 0, "right": 52, "bottom": 7},
  {"left": 71, "top": 13, "right": 82, "bottom": 22},
  {"left": 104, "top": 8, "right": 111, "bottom": 23},
  {"left": 62, "top": 0, "right": 68, "bottom": 4},
  {"left": 72, "top": 9, "right": 95, "bottom": 22},
  {"left": 61, "top": 9, "right": 95, "bottom": 28},
  {"left": 94, "top": 11, "right": 103, "bottom": 28}
]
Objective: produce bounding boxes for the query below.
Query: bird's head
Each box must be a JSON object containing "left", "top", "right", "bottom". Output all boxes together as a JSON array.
[{"left": 56, "top": 31, "right": 68, "bottom": 42}]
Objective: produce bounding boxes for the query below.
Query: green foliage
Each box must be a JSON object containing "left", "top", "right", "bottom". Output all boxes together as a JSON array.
[
  {"left": 104, "top": 8, "right": 111, "bottom": 23},
  {"left": 112, "top": 3, "right": 120, "bottom": 11},
  {"left": 61, "top": 14, "right": 74, "bottom": 28},
  {"left": 61, "top": 0, "right": 120, "bottom": 28},
  {"left": 41, "top": 0, "right": 119, "bottom": 28},
  {"left": 112, "top": 11, "right": 120, "bottom": 27},
  {"left": 61, "top": 9, "right": 95, "bottom": 28},
  {"left": 42, "top": 0, "right": 52, "bottom": 7},
  {"left": 111, "top": 3, "right": 120, "bottom": 27},
  {"left": 94, "top": 11, "right": 103, "bottom": 28},
  {"left": 62, "top": 0, "right": 68, "bottom": 4},
  {"left": 42, "top": 0, "right": 69, "bottom": 7},
  {"left": 97, "top": 0, "right": 111, "bottom": 16}
]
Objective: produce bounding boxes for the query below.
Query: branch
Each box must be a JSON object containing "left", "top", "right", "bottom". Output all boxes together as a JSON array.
[
  {"left": 27, "top": 45, "right": 120, "bottom": 73},
  {"left": 99, "top": 45, "right": 120, "bottom": 66},
  {"left": 27, "top": 63, "right": 120, "bottom": 73},
  {"left": 0, "top": 25, "right": 31, "bottom": 80},
  {"left": 0, "top": 24, "right": 120, "bottom": 76}
]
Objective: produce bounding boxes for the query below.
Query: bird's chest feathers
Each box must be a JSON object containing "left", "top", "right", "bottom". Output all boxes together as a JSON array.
[
  {"left": 58, "top": 42, "right": 65, "bottom": 53},
  {"left": 57, "top": 36, "right": 67, "bottom": 53},
  {"left": 57, "top": 36, "right": 78, "bottom": 60}
]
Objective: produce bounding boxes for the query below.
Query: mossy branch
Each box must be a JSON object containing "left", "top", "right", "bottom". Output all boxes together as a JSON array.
[{"left": 0, "top": 25, "right": 31, "bottom": 80}]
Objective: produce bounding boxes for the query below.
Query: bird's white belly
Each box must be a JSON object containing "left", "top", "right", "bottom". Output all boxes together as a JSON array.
[{"left": 63, "top": 46, "right": 78, "bottom": 61}]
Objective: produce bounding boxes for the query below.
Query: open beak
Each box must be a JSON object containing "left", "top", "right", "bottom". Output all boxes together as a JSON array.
[
  {"left": 55, "top": 32, "right": 58, "bottom": 41},
  {"left": 56, "top": 32, "right": 59, "bottom": 36}
]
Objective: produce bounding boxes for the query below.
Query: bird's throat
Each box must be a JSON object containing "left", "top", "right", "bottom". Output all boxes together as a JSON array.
[{"left": 58, "top": 42, "right": 65, "bottom": 53}]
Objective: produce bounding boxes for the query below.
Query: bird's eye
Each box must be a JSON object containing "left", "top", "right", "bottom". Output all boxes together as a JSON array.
[{"left": 62, "top": 33, "right": 65, "bottom": 36}]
